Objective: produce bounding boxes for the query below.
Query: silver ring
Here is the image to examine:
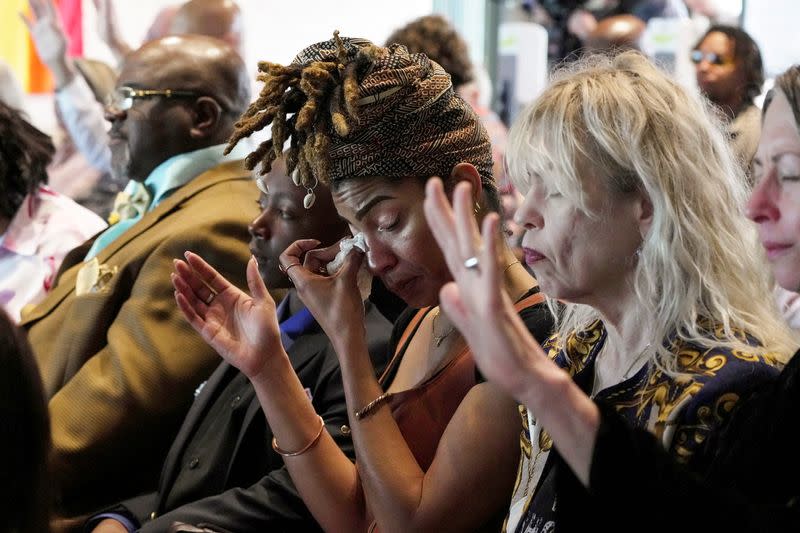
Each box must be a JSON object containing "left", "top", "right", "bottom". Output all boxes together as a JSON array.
[
  {"left": 463, "top": 256, "right": 480, "bottom": 271},
  {"left": 280, "top": 262, "right": 302, "bottom": 274}
]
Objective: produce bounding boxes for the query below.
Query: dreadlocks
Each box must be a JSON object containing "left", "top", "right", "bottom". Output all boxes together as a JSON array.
[
  {"left": 0, "top": 101, "right": 54, "bottom": 220},
  {"left": 225, "top": 32, "right": 494, "bottom": 205},
  {"left": 226, "top": 33, "right": 374, "bottom": 188}
]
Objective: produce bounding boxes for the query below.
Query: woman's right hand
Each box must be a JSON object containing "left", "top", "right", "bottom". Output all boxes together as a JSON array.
[
  {"left": 423, "top": 179, "right": 548, "bottom": 399},
  {"left": 172, "top": 251, "right": 284, "bottom": 380},
  {"left": 279, "top": 238, "right": 367, "bottom": 343}
]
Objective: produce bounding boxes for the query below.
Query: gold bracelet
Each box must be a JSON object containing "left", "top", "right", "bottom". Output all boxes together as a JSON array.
[
  {"left": 272, "top": 415, "right": 325, "bottom": 457},
  {"left": 354, "top": 392, "right": 392, "bottom": 420}
]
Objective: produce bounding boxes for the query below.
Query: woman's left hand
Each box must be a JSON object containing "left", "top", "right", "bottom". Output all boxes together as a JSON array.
[
  {"left": 423, "top": 178, "right": 547, "bottom": 399},
  {"left": 280, "top": 238, "right": 367, "bottom": 342}
]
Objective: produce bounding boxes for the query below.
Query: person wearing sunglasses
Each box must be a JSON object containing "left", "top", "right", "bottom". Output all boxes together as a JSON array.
[
  {"left": 19, "top": 34, "right": 258, "bottom": 517},
  {"left": 692, "top": 24, "right": 765, "bottom": 171}
]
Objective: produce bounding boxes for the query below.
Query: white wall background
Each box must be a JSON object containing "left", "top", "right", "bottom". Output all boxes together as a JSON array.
[
  {"left": 82, "top": 0, "right": 435, "bottom": 71},
  {"left": 744, "top": 0, "right": 800, "bottom": 77}
]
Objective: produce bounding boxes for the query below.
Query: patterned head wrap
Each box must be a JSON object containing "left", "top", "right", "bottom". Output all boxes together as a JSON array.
[{"left": 226, "top": 33, "right": 494, "bottom": 195}]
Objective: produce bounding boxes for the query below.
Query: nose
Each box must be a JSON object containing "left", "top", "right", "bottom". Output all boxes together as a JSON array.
[
  {"left": 248, "top": 209, "right": 272, "bottom": 241},
  {"left": 746, "top": 176, "right": 780, "bottom": 224},
  {"left": 364, "top": 235, "right": 397, "bottom": 276},
  {"left": 104, "top": 105, "right": 126, "bottom": 123},
  {"left": 514, "top": 191, "right": 544, "bottom": 231}
]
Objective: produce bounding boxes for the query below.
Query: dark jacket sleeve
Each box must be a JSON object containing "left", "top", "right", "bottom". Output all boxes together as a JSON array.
[
  {"left": 98, "top": 304, "right": 392, "bottom": 533},
  {"left": 555, "top": 381, "right": 800, "bottom": 533},
  {"left": 137, "top": 467, "right": 325, "bottom": 533},
  {"left": 135, "top": 309, "right": 391, "bottom": 532},
  {"left": 135, "top": 352, "right": 355, "bottom": 532}
]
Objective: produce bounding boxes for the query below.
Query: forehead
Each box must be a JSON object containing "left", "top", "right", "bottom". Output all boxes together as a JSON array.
[
  {"left": 699, "top": 32, "right": 734, "bottom": 55},
  {"left": 331, "top": 177, "right": 423, "bottom": 214},
  {"left": 118, "top": 55, "right": 168, "bottom": 88},
  {"left": 262, "top": 169, "right": 304, "bottom": 201},
  {"left": 118, "top": 43, "right": 190, "bottom": 87},
  {"left": 762, "top": 91, "right": 800, "bottom": 147}
]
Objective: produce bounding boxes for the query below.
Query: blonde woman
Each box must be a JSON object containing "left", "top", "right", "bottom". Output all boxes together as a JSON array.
[{"left": 424, "top": 51, "right": 796, "bottom": 532}]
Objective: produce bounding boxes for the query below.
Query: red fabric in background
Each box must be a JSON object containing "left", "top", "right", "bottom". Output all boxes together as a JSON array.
[{"left": 58, "top": 0, "right": 83, "bottom": 57}]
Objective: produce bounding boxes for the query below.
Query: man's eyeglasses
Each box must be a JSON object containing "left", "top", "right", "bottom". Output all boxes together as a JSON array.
[
  {"left": 106, "top": 86, "right": 201, "bottom": 111},
  {"left": 690, "top": 50, "right": 733, "bottom": 67}
]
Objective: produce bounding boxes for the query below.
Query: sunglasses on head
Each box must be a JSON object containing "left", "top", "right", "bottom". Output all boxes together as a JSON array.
[{"left": 690, "top": 50, "right": 733, "bottom": 66}]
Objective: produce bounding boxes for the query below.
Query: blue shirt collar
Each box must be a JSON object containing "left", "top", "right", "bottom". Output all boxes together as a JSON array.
[
  {"left": 120, "top": 141, "right": 250, "bottom": 213},
  {"left": 276, "top": 291, "right": 317, "bottom": 351}
]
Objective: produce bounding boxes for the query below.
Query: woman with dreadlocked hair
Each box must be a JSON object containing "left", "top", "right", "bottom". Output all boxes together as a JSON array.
[
  {"left": 173, "top": 34, "right": 553, "bottom": 532},
  {"left": 0, "top": 101, "right": 105, "bottom": 322}
]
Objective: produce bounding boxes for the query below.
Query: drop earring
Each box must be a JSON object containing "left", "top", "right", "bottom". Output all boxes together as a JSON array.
[{"left": 303, "top": 175, "right": 319, "bottom": 209}]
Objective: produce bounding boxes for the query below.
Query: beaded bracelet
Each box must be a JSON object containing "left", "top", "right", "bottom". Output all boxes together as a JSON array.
[
  {"left": 271, "top": 415, "right": 325, "bottom": 457},
  {"left": 354, "top": 392, "right": 392, "bottom": 420}
]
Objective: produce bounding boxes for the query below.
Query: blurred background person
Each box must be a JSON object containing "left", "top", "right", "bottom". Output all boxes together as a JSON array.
[
  {"left": 169, "top": 0, "right": 244, "bottom": 58},
  {"left": 46, "top": 57, "right": 122, "bottom": 218},
  {"left": 531, "top": 0, "right": 684, "bottom": 65},
  {"left": 583, "top": 13, "right": 646, "bottom": 53},
  {"left": 692, "top": 24, "right": 765, "bottom": 171},
  {"left": 0, "top": 59, "right": 26, "bottom": 112},
  {"left": 92, "top": 0, "right": 179, "bottom": 63},
  {"left": 0, "top": 100, "right": 105, "bottom": 322}
]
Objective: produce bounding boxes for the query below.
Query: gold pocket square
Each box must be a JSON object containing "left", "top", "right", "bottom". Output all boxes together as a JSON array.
[{"left": 76, "top": 257, "right": 119, "bottom": 296}]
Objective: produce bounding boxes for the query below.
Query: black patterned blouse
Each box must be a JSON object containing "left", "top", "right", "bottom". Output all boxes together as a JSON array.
[{"left": 504, "top": 319, "right": 782, "bottom": 533}]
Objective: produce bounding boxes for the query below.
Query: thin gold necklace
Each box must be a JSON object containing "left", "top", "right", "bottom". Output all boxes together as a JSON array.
[
  {"left": 430, "top": 260, "right": 524, "bottom": 347},
  {"left": 431, "top": 308, "right": 456, "bottom": 347}
]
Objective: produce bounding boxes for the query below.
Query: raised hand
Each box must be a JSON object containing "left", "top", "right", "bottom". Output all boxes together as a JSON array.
[
  {"left": 172, "top": 252, "right": 284, "bottom": 380},
  {"left": 423, "top": 178, "right": 547, "bottom": 399},
  {"left": 20, "top": 0, "right": 74, "bottom": 87},
  {"left": 92, "top": 0, "right": 131, "bottom": 61},
  {"left": 280, "top": 238, "right": 367, "bottom": 345}
]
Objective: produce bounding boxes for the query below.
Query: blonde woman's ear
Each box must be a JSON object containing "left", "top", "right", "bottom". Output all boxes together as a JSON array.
[{"left": 636, "top": 192, "right": 654, "bottom": 238}]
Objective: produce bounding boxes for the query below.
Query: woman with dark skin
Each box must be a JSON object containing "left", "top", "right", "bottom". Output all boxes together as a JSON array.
[
  {"left": 692, "top": 25, "right": 765, "bottom": 168},
  {"left": 172, "top": 35, "right": 553, "bottom": 532}
]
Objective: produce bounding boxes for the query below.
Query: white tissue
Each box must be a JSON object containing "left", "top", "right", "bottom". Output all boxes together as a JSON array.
[{"left": 327, "top": 233, "right": 372, "bottom": 300}]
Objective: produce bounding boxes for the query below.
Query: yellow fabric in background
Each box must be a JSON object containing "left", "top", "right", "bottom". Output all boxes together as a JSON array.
[{"left": 0, "top": 0, "right": 60, "bottom": 93}]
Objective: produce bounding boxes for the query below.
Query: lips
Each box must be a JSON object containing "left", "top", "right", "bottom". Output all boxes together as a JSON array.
[
  {"left": 762, "top": 241, "right": 793, "bottom": 260},
  {"left": 108, "top": 129, "right": 126, "bottom": 143},
  {"left": 523, "top": 247, "right": 546, "bottom": 266},
  {"left": 385, "top": 275, "right": 420, "bottom": 301}
]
